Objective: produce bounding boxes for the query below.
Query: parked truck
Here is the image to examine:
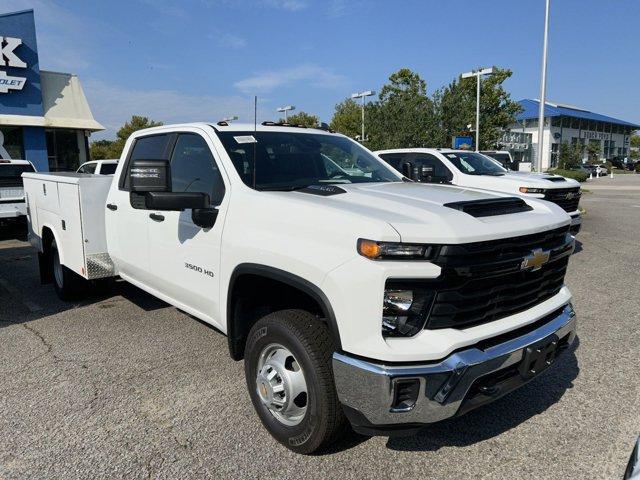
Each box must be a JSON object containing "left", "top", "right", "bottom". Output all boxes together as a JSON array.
[
  {"left": 24, "top": 123, "right": 578, "bottom": 454},
  {"left": 376, "top": 148, "right": 583, "bottom": 235},
  {"left": 0, "top": 159, "right": 36, "bottom": 225}
]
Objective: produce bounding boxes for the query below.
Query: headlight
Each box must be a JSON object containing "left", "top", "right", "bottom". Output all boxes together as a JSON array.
[
  {"left": 382, "top": 284, "right": 435, "bottom": 337},
  {"left": 358, "top": 239, "right": 437, "bottom": 260},
  {"left": 519, "top": 187, "right": 545, "bottom": 194}
]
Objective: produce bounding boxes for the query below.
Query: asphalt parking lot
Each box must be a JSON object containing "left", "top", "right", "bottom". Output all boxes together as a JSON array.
[{"left": 1, "top": 175, "right": 639, "bottom": 479}]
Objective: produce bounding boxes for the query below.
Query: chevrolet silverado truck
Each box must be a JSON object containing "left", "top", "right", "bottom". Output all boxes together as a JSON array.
[
  {"left": 23, "top": 123, "right": 578, "bottom": 454},
  {"left": 0, "top": 159, "right": 36, "bottom": 225},
  {"left": 376, "top": 148, "right": 583, "bottom": 235}
]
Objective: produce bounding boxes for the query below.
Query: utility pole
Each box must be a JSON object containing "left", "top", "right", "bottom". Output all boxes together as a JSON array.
[
  {"left": 351, "top": 90, "right": 375, "bottom": 142},
  {"left": 536, "top": 0, "right": 551, "bottom": 172},
  {"left": 461, "top": 68, "right": 494, "bottom": 151}
]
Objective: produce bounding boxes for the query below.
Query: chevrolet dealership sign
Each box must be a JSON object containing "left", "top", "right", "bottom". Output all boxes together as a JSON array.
[{"left": 0, "top": 35, "right": 27, "bottom": 94}]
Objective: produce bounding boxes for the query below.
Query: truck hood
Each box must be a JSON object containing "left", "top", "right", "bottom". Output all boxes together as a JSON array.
[
  {"left": 289, "top": 182, "right": 570, "bottom": 244},
  {"left": 456, "top": 171, "right": 580, "bottom": 195}
]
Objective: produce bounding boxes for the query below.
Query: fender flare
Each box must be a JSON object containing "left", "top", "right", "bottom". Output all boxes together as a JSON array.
[{"left": 226, "top": 263, "right": 342, "bottom": 357}]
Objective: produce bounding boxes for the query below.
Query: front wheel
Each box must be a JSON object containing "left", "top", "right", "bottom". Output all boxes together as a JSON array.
[{"left": 244, "top": 309, "right": 347, "bottom": 454}]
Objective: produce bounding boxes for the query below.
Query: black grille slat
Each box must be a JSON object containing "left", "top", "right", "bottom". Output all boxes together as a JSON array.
[
  {"left": 544, "top": 187, "right": 581, "bottom": 213},
  {"left": 416, "top": 227, "right": 572, "bottom": 330}
]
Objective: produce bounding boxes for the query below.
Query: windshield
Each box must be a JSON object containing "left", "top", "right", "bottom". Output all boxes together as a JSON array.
[
  {"left": 444, "top": 151, "right": 508, "bottom": 176},
  {"left": 217, "top": 130, "right": 401, "bottom": 190}
]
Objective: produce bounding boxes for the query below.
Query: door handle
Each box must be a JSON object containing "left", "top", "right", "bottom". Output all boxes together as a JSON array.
[
  {"left": 106, "top": 203, "right": 118, "bottom": 211},
  {"left": 149, "top": 213, "right": 165, "bottom": 222}
]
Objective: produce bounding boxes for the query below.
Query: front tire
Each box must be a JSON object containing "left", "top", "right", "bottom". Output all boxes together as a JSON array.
[{"left": 244, "top": 309, "right": 346, "bottom": 454}]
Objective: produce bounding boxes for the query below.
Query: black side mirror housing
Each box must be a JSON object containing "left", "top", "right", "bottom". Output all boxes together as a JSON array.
[
  {"left": 402, "top": 162, "right": 413, "bottom": 179},
  {"left": 144, "top": 192, "right": 210, "bottom": 211},
  {"left": 129, "top": 160, "right": 171, "bottom": 192},
  {"left": 192, "top": 207, "right": 218, "bottom": 229}
]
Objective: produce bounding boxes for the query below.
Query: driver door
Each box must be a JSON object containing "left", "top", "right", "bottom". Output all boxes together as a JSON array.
[{"left": 146, "top": 130, "right": 229, "bottom": 328}]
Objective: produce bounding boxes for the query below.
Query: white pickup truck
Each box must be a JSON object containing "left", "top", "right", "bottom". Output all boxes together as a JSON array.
[
  {"left": 24, "top": 123, "right": 578, "bottom": 454},
  {"left": 0, "top": 159, "right": 36, "bottom": 224},
  {"left": 376, "top": 148, "right": 583, "bottom": 235}
]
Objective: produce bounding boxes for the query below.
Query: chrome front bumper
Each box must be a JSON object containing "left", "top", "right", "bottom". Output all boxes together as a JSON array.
[{"left": 332, "top": 304, "right": 577, "bottom": 434}]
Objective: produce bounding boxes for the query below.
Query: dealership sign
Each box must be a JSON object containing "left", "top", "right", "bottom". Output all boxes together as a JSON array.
[
  {"left": 580, "top": 130, "right": 611, "bottom": 141},
  {"left": 0, "top": 35, "right": 27, "bottom": 94}
]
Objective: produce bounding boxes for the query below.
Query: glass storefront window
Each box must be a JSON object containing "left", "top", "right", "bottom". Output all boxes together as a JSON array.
[
  {"left": 0, "top": 126, "right": 24, "bottom": 159},
  {"left": 45, "top": 128, "right": 81, "bottom": 171}
]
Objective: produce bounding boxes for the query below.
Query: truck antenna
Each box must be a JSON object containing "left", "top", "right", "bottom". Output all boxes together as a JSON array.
[{"left": 253, "top": 95, "right": 257, "bottom": 189}]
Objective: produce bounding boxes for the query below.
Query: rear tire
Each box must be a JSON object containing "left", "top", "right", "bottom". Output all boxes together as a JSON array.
[
  {"left": 51, "top": 239, "right": 84, "bottom": 301},
  {"left": 244, "top": 309, "right": 347, "bottom": 454}
]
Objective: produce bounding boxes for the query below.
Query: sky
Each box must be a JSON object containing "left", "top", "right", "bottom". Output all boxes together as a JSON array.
[{"left": 3, "top": 0, "right": 640, "bottom": 139}]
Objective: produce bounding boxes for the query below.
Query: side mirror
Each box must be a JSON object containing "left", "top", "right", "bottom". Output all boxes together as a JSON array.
[
  {"left": 130, "top": 160, "right": 171, "bottom": 192},
  {"left": 402, "top": 162, "right": 413, "bottom": 179},
  {"left": 144, "top": 191, "right": 209, "bottom": 211},
  {"left": 192, "top": 207, "right": 218, "bottom": 229}
]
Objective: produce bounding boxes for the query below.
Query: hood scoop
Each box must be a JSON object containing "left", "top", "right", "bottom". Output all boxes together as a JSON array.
[
  {"left": 296, "top": 184, "right": 347, "bottom": 196},
  {"left": 444, "top": 197, "right": 533, "bottom": 218},
  {"left": 544, "top": 176, "right": 566, "bottom": 182}
]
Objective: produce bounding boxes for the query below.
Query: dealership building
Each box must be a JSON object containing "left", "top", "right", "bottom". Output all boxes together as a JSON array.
[
  {"left": 0, "top": 9, "right": 103, "bottom": 172},
  {"left": 508, "top": 99, "right": 640, "bottom": 170}
]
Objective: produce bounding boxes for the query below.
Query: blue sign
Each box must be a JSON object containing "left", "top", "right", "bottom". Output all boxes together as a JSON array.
[
  {"left": 453, "top": 136, "right": 473, "bottom": 149},
  {"left": 0, "top": 10, "right": 43, "bottom": 117}
]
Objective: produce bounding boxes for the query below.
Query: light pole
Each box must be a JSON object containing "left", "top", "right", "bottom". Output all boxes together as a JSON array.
[
  {"left": 221, "top": 115, "right": 238, "bottom": 123},
  {"left": 536, "top": 0, "right": 551, "bottom": 172},
  {"left": 277, "top": 105, "right": 295, "bottom": 122},
  {"left": 461, "top": 68, "right": 493, "bottom": 151},
  {"left": 351, "top": 90, "right": 375, "bottom": 142}
]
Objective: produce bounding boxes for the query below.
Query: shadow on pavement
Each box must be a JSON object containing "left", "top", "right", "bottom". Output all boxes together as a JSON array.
[
  {"left": 384, "top": 340, "right": 580, "bottom": 453},
  {"left": 0, "top": 221, "right": 28, "bottom": 241},
  {"left": 0, "top": 243, "right": 169, "bottom": 328}
]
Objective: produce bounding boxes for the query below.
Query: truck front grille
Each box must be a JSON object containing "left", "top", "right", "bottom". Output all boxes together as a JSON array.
[
  {"left": 420, "top": 227, "right": 573, "bottom": 330},
  {"left": 544, "top": 187, "right": 581, "bottom": 213}
]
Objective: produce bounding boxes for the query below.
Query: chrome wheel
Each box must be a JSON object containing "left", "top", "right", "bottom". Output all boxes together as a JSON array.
[
  {"left": 52, "top": 241, "right": 63, "bottom": 289},
  {"left": 256, "top": 343, "right": 308, "bottom": 426}
]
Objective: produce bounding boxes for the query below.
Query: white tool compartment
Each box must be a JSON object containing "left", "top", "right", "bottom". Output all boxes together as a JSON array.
[{"left": 23, "top": 172, "right": 116, "bottom": 280}]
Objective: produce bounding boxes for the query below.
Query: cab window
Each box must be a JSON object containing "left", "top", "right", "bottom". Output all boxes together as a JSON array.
[{"left": 170, "top": 133, "right": 225, "bottom": 205}]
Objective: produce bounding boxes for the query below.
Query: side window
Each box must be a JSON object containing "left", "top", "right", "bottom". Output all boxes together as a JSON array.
[
  {"left": 378, "top": 153, "right": 410, "bottom": 172},
  {"left": 170, "top": 133, "right": 225, "bottom": 205},
  {"left": 410, "top": 154, "right": 453, "bottom": 183},
  {"left": 121, "top": 134, "right": 171, "bottom": 190},
  {"left": 79, "top": 163, "right": 96, "bottom": 174}
]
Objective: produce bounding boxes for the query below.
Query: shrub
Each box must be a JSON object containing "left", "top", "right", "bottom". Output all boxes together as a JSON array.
[
  {"left": 549, "top": 169, "right": 589, "bottom": 182},
  {"left": 635, "top": 163, "right": 640, "bottom": 173}
]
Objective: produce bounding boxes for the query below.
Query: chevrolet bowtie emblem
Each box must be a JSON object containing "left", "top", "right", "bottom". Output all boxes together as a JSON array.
[
  {"left": 521, "top": 248, "right": 551, "bottom": 271},
  {"left": 565, "top": 192, "right": 575, "bottom": 200}
]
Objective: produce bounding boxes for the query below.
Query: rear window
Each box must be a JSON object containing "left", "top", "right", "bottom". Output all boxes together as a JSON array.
[{"left": 0, "top": 164, "right": 35, "bottom": 186}]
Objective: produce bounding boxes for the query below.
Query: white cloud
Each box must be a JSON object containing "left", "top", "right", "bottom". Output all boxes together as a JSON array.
[
  {"left": 84, "top": 80, "right": 266, "bottom": 139},
  {"left": 234, "top": 64, "right": 346, "bottom": 94},
  {"left": 216, "top": 32, "right": 247, "bottom": 49},
  {"left": 259, "top": 0, "right": 309, "bottom": 11}
]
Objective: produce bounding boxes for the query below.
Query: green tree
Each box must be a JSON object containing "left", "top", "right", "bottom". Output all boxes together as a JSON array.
[
  {"left": 89, "top": 139, "right": 115, "bottom": 160},
  {"left": 586, "top": 141, "right": 600, "bottom": 162},
  {"left": 437, "top": 67, "right": 522, "bottom": 150},
  {"left": 365, "top": 68, "right": 440, "bottom": 150},
  {"left": 630, "top": 134, "right": 640, "bottom": 159},
  {"left": 329, "top": 98, "right": 362, "bottom": 139},
  {"left": 557, "top": 142, "right": 572, "bottom": 169},
  {"left": 279, "top": 111, "right": 319, "bottom": 127}
]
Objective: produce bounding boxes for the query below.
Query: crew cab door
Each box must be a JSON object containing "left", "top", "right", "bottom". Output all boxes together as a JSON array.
[
  {"left": 146, "top": 130, "right": 228, "bottom": 328},
  {"left": 106, "top": 133, "right": 174, "bottom": 285}
]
